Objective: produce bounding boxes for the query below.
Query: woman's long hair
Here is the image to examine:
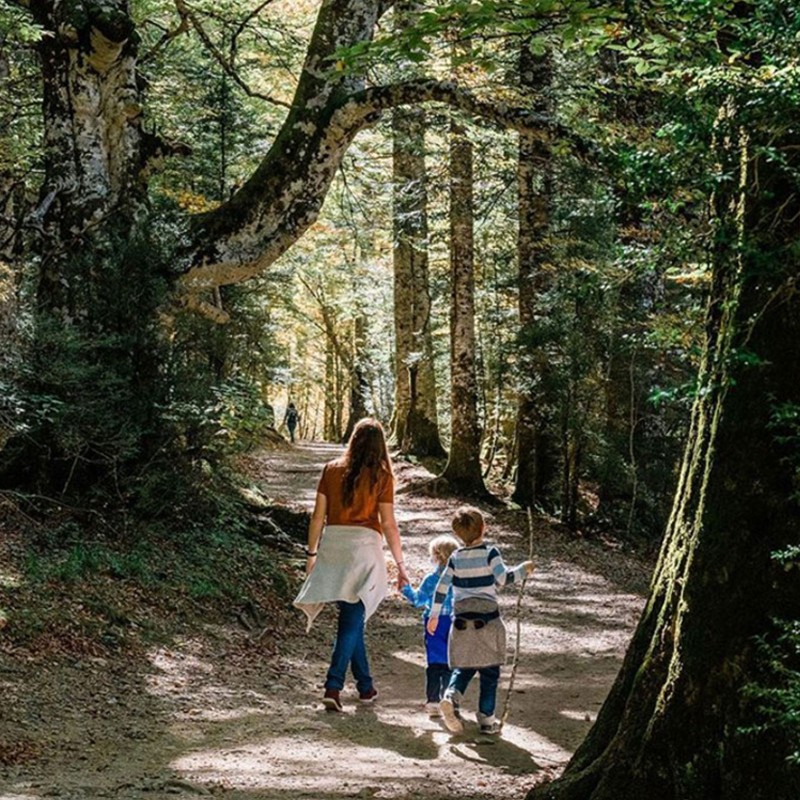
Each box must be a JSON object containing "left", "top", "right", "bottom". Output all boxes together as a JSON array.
[{"left": 340, "top": 418, "right": 392, "bottom": 507}]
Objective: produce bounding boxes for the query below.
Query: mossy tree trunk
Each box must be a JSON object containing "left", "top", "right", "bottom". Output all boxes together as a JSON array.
[
  {"left": 32, "top": 0, "right": 146, "bottom": 316},
  {"left": 529, "top": 101, "right": 800, "bottom": 800},
  {"left": 512, "top": 43, "right": 558, "bottom": 510}
]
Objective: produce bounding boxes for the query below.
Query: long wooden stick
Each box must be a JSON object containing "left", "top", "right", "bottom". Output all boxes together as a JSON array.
[{"left": 500, "top": 506, "right": 535, "bottom": 730}]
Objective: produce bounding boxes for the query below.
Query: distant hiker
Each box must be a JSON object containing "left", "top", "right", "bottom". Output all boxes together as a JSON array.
[
  {"left": 293, "top": 418, "right": 409, "bottom": 712},
  {"left": 427, "top": 506, "right": 535, "bottom": 735},
  {"left": 283, "top": 401, "right": 299, "bottom": 443},
  {"left": 401, "top": 534, "right": 459, "bottom": 717}
]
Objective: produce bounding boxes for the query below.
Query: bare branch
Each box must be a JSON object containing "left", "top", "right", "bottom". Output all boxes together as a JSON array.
[
  {"left": 140, "top": 13, "right": 190, "bottom": 64},
  {"left": 174, "top": 0, "right": 292, "bottom": 109},
  {"left": 230, "top": 0, "right": 276, "bottom": 54}
]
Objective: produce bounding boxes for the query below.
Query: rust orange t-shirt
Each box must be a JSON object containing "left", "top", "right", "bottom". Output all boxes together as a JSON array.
[{"left": 317, "top": 461, "right": 394, "bottom": 535}]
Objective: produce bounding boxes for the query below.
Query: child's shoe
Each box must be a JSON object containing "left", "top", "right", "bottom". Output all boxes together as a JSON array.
[
  {"left": 359, "top": 687, "right": 378, "bottom": 704},
  {"left": 478, "top": 713, "right": 501, "bottom": 735},
  {"left": 323, "top": 689, "right": 343, "bottom": 712},
  {"left": 425, "top": 701, "right": 441, "bottom": 718},
  {"left": 439, "top": 696, "right": 464, "bottom": 733}
]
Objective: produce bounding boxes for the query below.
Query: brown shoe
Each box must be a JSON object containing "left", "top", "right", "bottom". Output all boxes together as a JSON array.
[
  {"left": 323, "top": 689, "right": 343, "bottom": 712},
  {"left": 358, "top": 687, "right": 378, "bottom": 703}
]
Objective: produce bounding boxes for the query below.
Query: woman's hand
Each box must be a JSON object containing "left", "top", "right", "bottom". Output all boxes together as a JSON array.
[
  {"left": 305, "top": 492, "right": 326, "bottom": 576},
  {"left": 396, "top": 562, "right": 410, "bottom": 590},
  {"left": 426, "top": 616, "right": 439, "bottom": 636}
]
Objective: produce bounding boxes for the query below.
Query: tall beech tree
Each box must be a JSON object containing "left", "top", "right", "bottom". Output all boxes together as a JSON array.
[
  {"left": 439, "top": 110, "right": 489, "bottom": 496},
  {"left": 389, "top": 0, "right": 444, "bottom": 457},
  {"left": 512, "top": 42, "right": 557, "bottom": 510},
  {"left": 391, "top": 103, "right": 444, "bottom": 456}
]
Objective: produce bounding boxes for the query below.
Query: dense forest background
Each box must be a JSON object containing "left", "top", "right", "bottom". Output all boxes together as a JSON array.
[
  {"left": 2, "top": 0, "right": 705, "bottom": 539},
  {"left": 1, "top": 0, "right": 799, "bottom": 798}
]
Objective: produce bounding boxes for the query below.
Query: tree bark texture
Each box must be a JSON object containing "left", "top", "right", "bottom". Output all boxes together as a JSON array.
[
  {"left": 529, "top": 102, "right": 800, "bottom": 800},
  {"left": 440, "top": 114, "right": 488, "bottom": 495},
  {"left": 512, "top": 44, "right": 558, "bottom": 509},
  {"left": 32, "top": 0, "right": 146, "bottom": 316},
  {"left": 343, "top": 313, "right": 370, "bottom": 442},
  {"left": 391, "top": 102, "right": 445, "bottom": 457}
]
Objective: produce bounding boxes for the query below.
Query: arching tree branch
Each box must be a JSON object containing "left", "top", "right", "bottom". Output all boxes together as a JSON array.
[
  {"left": 179, "top": 76, "right": 582, "bottom": 295},
  {"left": 177, "top": 0, "right": 589, "bottom": 305}
]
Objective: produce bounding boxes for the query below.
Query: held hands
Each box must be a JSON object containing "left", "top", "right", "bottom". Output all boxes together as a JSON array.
[
  {"left": 523, "top": 560, "right": 536, "bottom": 577},
  {"left": 396, "top": 562, "right": 410, "bottom": 590},
  {"left": 426, "top": 616, "right": 439, "bottom": 636}
]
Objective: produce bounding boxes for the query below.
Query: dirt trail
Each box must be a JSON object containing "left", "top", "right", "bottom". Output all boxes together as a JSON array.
[{"left": 1, "top": 442, "right": 646, "bottom": 800}]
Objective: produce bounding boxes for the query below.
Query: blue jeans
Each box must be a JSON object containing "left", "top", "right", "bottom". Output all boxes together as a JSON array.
[
  {"left": 446, "top": 665, "right": 501, "bottom": 717},
  {"left": 325, "top": 600, "right": 373, "bottom": 693}
]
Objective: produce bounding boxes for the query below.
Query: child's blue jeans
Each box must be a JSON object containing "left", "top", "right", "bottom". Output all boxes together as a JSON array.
[
  {"left": 446, "top": 665, "right": 501, "bottom": 717},
  {"left": 325, "top": 600, "right": 373, "bottom": 693}
]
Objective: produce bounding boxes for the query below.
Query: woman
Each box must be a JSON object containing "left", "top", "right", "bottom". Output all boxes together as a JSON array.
[{"left": 293, "top": 418, "right": 409, "bottom": 711}]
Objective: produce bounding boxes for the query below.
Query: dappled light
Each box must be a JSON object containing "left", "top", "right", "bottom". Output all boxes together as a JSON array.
[
  {"left": 2, "top": 0, "right": 798, "bottom": 798},
  {"left": 70, "top": 444, "right": 641, "bottom": 799}
]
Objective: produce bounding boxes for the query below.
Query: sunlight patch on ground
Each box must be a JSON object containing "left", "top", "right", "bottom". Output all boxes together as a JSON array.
[
  {"left": 391, "top": 649, "right": 430, "bottom": 668},
  {"left": 560, "top": 709, "right": 598, "bottom": 722},
  {"left": 173, "top": 704, "right": 268, "bottom": 723},
  {"left": 171, "top": 734, "right": 441, "bottom": 792},
  {"left": 169, "top": 712, "right": 565, "bottom": 795}
]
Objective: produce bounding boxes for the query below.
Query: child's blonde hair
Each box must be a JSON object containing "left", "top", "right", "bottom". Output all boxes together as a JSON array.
[
  {"left": 451, "top": 505, "right": 485, "bottom": 545},
  {"left": 429, "top": 534, "right": 459, "bottom": 566}
]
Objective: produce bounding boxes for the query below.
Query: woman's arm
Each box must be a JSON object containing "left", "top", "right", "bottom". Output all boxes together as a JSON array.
[
  {"left": 379, "top": 502, "right": 409, "bottom": 589},
  {"left": 306, "top": 492, "right": 327, "bottom": 574}
]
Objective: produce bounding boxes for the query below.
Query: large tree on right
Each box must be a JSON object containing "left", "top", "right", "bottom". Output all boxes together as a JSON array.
[{"left": 530, "top": 25, "right": 800, "bottom": 800}]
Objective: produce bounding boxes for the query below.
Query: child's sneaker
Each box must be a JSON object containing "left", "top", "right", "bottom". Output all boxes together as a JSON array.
[
  {"left": 439, "top": 696, "right": 464, "bottom": 733},
  {"left": 425, "top": 701, "right": 441, "bottom": 718},
  {"left": 323, "top": 689, "right": 343, "bottom": 712},
  {"left": 358, "top": 687, "right": 378, "bottom": 703},
  {"left": 478, "top": 714, "right": 501, "bottom": 735}
]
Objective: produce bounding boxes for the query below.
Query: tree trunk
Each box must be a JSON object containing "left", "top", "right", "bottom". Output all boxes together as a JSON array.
[
  {"left": 324, "top": 335, "right": 336, "bottom": 442},
  {"left": 343, "top": 314, "right": 369, "bottom": 442},
  {"left": 440, "top": 112, "right": 489, "bottom": 496},
  {"left": 529, "top": 101, "right": 800, "bottom": 800},
  {"left": 391, "top": 101, "right": 446, "bottom": 457},
  {"left": 33, "top": 0, "right": 145, "bottom": 315},
  {"left": 512, "top": 43, "right": 558, "bottom": 510},
  {"left": 390, "top": 1, "right": 445, "bottom": 458}
]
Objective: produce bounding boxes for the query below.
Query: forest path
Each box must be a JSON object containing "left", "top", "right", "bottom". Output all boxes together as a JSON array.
[
  {"left": 196, "top": 442, "right": 646, "bottom": 799},
  {"left": 1, "top": 442, "right": 647, "bottom": 800}
]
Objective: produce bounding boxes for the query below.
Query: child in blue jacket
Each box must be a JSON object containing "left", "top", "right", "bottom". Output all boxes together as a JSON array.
[{"left": 402, "top": 534, "right": 459, "bottom": 716}]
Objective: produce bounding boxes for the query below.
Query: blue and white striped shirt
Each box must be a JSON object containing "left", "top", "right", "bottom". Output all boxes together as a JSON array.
[{"left": 430, "top": 541, "right": 526, "bottom": 617}]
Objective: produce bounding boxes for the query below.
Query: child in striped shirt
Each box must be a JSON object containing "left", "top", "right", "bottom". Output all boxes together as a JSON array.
[{"left": 427, "top": 506, "right": 534, "bottom": 735}]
